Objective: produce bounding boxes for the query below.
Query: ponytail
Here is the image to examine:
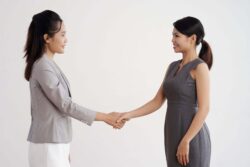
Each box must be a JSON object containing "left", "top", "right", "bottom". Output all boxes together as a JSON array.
[
  {"left": 199, "top": 40, "right": 213, "bottom": 70},
  {"left": 24, "top": 20, "right": 44, "bottom": 81},
  {"left": 173, "top": 16, "right": 213, "bottom": 70}
]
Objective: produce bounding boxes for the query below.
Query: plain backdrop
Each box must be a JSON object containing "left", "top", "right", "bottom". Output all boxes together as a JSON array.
[{"left": 0, "top": 0, "right": 249, "bottom": 166}]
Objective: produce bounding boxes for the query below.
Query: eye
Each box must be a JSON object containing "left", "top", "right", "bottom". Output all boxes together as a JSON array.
[
  {"left": 61, "top": 31, "right": 66, "bottom": 37},
  {"left": 172, "top": 33, "right": 179, "bottom": 38}
]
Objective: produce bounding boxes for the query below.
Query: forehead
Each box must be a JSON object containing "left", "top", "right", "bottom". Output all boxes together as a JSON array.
[{"left": 60, "top": 22, "right": 66, "bottom": 32}]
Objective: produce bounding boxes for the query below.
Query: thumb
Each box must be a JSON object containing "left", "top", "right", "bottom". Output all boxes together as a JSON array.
[{"left": 116, "top": 116, "right": 125, "bottom": 123}]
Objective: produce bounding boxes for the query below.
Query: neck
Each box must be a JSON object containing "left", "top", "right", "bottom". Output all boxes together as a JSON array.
[
  {"left": 181, "top": 49, "right": 198, "bottom": 65},
  {"left": 44, "top": 49, "right": 55, "bottom": 60}
]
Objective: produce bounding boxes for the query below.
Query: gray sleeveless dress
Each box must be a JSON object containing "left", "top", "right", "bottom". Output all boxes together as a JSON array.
[{"left": 163, "top": 58, "right": 211, "bottom": 167}]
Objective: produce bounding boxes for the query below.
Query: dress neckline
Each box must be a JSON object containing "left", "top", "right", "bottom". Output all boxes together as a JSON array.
[{"left": 173, "top": 58, "right": 199, "bottom": 77}]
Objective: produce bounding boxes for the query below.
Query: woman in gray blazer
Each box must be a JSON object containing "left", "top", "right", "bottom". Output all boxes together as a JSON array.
[{"left": 24, "top": 10, "right": 123, "bottom": 167}]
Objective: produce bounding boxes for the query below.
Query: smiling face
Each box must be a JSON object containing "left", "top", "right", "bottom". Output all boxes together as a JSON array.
[
  {"left": 44, "top": 22, "right": 67, "bottom": 54},
  {"left": 171, "top": 28, "right": 196, "bottom": 53}
]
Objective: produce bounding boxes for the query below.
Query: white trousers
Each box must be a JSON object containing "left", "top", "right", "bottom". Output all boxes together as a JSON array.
[{"left": 28, "top": 142, "right": 70, "bottom": 167}]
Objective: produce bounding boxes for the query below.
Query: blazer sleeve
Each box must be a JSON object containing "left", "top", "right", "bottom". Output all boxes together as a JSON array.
[{"left": 36, "top": 69, "right": 96, "bottom": 126}]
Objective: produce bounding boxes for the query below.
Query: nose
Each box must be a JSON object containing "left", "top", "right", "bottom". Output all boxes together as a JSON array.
[{"left": 171, "top": 37, "right": 175, "bottom": 44}]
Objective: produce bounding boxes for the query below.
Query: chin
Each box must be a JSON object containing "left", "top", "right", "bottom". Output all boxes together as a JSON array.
[
  {"left": 57, "top": 50, "right": 64, "bottom": 54},
  {"left": 173, "top": 49, "right": 180, "bottom": 53}
]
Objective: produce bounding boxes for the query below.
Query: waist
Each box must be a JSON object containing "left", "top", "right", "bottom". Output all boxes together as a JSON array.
[
  {"left": 27, "top": 118, "right": 72, "bottom": 143},
  {"left": 167, "top": 101, "right": 198, "bottom": 107}
]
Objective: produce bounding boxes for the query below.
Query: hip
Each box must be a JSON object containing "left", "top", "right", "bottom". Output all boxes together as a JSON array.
[{"left": 28, "top": 142, "right": 71, "bottom": 167}]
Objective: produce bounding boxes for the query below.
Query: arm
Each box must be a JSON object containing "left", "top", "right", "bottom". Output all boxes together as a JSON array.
[
  {"left": 36, "top": 69, "right": 96, "bottom": 125},
  {"left": 117, "top": 83, "right": 166, "bottom": 121},
  {"left": 116, "top": 62, "right": 174, "bottom": 123},
  {"left": 182, "top": 63, "right": 210, "bottom": 143},
  {"left": 176, "top": 63, "right": 210, "bottom": 166},
  {"left": 37, "top": 69, "right": 123, "bottom": 128}
]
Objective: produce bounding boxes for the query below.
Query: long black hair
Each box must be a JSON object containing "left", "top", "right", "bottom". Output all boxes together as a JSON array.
[
  {"left": 173, "top": 16, "right": 213, "bottom": 69},
  {"left": 24, "top": 10, "right": 63, "bottom": 81}
]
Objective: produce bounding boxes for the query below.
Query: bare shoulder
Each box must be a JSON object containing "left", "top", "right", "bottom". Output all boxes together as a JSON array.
[
  {"left": 194, "top": 62, "right": 209, "bottom": 80},
  {"left": 192, "top": 62, "right": 209, "bottom": 80},
  {"left": 190, "top": 62, "right": 209, "bottom": 80},
  {"left": 196, "top": 62, "right": 209, "bottom": 73}
]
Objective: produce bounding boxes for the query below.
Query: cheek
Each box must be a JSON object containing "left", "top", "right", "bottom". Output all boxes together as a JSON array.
[
  {"left": 48, "top": 41, "right": 56, "bottom": 51},
  {"left": 53, "top": 38, "right": 64, "bottom": 49},
  {"left": 55, "top": 37, "right": 63, "bottom": 44},
  {"left": 175, "top": 39, "right": 183, "bottom": 47},
  {"left": 179, "top": 39, "right": 189, "bottom": 47},
  {"left": 49, "top": 38, "right": 64, "bottom": 52},
  {"left": 175, "top": 37, "right": 183, "bottom": 44}
]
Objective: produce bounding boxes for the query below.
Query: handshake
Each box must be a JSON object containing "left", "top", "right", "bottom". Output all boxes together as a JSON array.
[{"left": 98, "top": 112, "right": 131, "bottom": 129}]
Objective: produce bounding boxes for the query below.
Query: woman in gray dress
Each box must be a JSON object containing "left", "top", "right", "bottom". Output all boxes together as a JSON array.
[{"left": 117, "top": 16, "right": 212, "bottom": 167}]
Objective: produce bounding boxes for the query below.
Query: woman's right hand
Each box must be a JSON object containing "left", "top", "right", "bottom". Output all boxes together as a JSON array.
[
  {"left": 105, "top": 112, "right": 125, "bottom": 129},
  {"left": 116, "top": 112, "right": 132, "bottom": 124}
]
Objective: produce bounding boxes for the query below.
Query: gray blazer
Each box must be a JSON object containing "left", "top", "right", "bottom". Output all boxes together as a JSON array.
[{"left": 27, "top": 55, "right": 96, "bottom": 143}]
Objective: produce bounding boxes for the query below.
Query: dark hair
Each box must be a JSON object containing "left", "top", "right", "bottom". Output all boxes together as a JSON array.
[
  {"left": 173, "top": 16, "right": 213, "bottom": 69},
  {"left": 23, "top": 10, "right": 63, "bottom": 81}
]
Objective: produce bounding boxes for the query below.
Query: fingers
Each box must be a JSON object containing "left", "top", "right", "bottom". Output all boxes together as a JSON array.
[
  {"left": 185, "top": 153, "right": 189, "bottom": 165},
  {"left": 176, "top": 139, "right": 190, "bottom": 166},
  {"left": 176, "top": 153, "right": 189, "bottom": 166},
  {"left": 183, "top": 154, "right": 187, "bottom": 166},
  {"left": 105, "top": 112, "right": 126, "bottom": 129},
  {"left": 176, "top": 148, "right": 189, "bottom": 166},
  {"left": 117, "top": 116, "right": 124, "bottom": 123},
  {"left": 112, "top": 120, "right": 123, "bottom": 129},
  {"left": 176, "top": 154, "right": 185, "bottom": 166},
  {"left": 113, "top": 122, "right": 124, "bottom": 129},
  {"left": 104, "top": 112, "right": 130, "bottom": 129},
  {"left": 176, "top": 154, "right": 183, "bottom": 166},
  {"left": 113, "top": 119, "right": 127, "bottom": 129}
]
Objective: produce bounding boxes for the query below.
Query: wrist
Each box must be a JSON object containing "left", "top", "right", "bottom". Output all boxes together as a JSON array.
[
  {"left": 182, "top": 136, "right": 191, "bottom": 143},
  {"left": 95, "top": 112, "right": 108, "bottom": 122},
  {"left": 125, "top": 111, "right": 133, "bottom": 119}
]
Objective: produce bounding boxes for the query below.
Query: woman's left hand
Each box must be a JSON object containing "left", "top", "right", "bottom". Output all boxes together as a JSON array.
[{"left": 176, "top": 139, "right": 190, "bottom": 166}]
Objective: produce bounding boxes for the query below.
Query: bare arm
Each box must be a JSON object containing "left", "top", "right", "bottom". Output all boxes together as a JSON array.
[
  {"left": 176, "top": 63, "right": 210, "bottom": 166},
  {"left": 117, "top": 83, "right": 166, "bottom": 121},
  {"left": 117, "top": 63, "right": 173, "bottom": 123},
  {"left": 182, "top": 63, "right": 210, "bottom": 143}
]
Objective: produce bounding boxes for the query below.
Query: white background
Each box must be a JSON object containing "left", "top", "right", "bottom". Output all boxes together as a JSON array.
[{"left": 0, "top": 0, "right": 249, "bottom": 166}]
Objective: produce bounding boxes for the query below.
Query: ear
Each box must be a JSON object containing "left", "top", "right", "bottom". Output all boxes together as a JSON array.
[
  {"left": 190, "top": 34, "right": 197, "bottom": 44},
  {"left": 43, "top": 34, "right": 51, "bottom": 44}
]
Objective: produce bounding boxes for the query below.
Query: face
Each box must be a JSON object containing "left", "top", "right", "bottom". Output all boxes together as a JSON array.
[
  {"left": 44, "top": 22, "right": 67, "bottom": 54},
  {"left": 171, "top": 28, "right": 196, "bottom": 53}
]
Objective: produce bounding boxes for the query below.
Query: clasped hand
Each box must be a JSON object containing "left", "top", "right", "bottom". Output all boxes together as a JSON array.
[{"left": 104, "top": 112, "right": 131, "bottom": 129}]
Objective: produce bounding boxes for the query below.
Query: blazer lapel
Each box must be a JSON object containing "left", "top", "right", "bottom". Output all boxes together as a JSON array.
[
  {"left": 43, "top": 56, "right": 72, "bottom": 97},
  {"left": 57, "top": 67, "right": 72, "bottom": 97}
]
